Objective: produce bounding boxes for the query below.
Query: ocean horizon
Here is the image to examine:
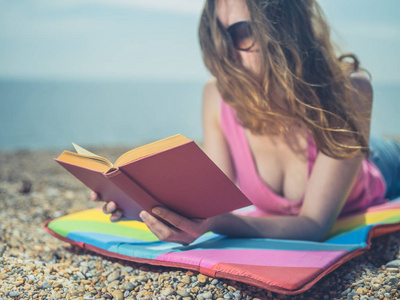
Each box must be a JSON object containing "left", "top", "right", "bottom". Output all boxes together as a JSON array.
[{"left": 0, "top": 79, "right": 399, "bottom": 151}]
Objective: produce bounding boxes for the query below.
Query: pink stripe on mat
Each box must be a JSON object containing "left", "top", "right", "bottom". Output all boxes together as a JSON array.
[
  {"left": 157, "top": 249, "right": 348, "bottom": 269},
  {"left": 366, "top": 200, "right": 400, "bottom": 212}
]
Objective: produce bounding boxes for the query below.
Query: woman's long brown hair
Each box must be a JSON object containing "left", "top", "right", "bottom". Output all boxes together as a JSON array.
[{"left": 199, "top": 0, "right": 370, "bottom": 159}]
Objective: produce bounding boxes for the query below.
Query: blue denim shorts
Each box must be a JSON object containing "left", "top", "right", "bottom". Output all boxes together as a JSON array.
[{"left": 369, "top": 136, "right": 400, "bottom": 200}]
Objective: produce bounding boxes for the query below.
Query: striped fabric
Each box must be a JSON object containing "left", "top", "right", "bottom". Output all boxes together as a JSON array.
[{"left": 45, "top": 199, "right": 400, "bottom": 295}]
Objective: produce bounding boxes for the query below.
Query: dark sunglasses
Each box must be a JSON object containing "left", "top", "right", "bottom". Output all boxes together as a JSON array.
[{"left": 226, "top": 21, "right": 255, "bottom": 51}]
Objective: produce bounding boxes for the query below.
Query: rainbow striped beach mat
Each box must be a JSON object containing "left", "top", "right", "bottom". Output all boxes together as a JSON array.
[{"left": 45, "top": 199, "right": 400, "bottom": 295}]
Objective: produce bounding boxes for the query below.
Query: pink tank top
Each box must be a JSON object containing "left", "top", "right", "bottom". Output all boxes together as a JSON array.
[{"left": 220, "top": 100, "right": 387, "bottom": 216}]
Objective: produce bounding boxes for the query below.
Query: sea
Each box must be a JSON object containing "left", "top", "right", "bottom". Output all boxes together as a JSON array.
[
  {"left": 0, "top": 79, "right": 399, "bottom": 151},
  {"left": 0, "top": 80, "right": 204, "bottom": 151}
]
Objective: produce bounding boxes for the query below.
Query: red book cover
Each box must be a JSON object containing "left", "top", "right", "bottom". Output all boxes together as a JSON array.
[
  {"left": 116, "top": 141, "right": 251, "bottom": 218},
  {"left": 55, "top": 135, "right": 252, "bottom": 220}
]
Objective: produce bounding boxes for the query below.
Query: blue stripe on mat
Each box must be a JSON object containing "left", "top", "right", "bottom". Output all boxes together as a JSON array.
[
  {"left": 325, "top": 225, "right": 374, "bottom": 245},
  {"left": 67, "top": 231, "right": 364, "bottom": 254}
]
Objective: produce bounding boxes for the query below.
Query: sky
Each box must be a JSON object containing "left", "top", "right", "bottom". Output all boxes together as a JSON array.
[{"left": 0, "top": 0, "right": 399, "bottom": 83}]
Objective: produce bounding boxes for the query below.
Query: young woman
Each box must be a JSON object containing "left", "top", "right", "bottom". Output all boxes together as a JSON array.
[{"left": 92, "top": 0, "right": 400, "bottom": 244}]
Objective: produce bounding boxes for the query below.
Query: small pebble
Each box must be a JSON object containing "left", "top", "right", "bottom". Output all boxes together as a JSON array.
[
  {"left": 107, "top": 270, "right": 120, "bottom": 282},
  {"left": 389, "top": 277, "right": 399, "bottom": 284},
  {"left": 386, "top": 260, "right": 400, "bottom": 268},
  {"left": 112, "top": 290, "right": 124, "bottom": 300},
  {"left": 224, "top": 292, "right": 233, "bottom": 299},
  {"left": 177, "top": 288, "right": 190, "bottom": 297},
  {"left": 342, "top": 288, "right": 351, "bottom": 296},
  {"left": 28, "top": 275, "right": 35, "bottom": 281},
  {"left": 161, "top": 288, "right": 175, "bottom": 296},
  {"left": 123, "top": 282, "right": 135, "bottom": 291},
  {"left": 197, "top": 274, "right": 208, "bottom": 284},
  {"left": 181, "top": 275, "right": 191, "bottom": 284},
  {"left": 9, "top": 291, "right": 21, "bottom": 298}
]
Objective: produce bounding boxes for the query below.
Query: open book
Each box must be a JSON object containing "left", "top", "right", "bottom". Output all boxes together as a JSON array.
[{"left": 55, "top": 134, "right": 252, "bottom": 220}]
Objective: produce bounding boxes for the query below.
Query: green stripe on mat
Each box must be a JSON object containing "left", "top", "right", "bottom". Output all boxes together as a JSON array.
[{"left": 48, "top": 220, "right": 158, "bottom": 242}]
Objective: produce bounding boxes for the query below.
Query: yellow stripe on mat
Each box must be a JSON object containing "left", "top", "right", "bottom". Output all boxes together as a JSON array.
[
  {"left": 55, "top": 208, "right": 149, "bottom": 231},
  {"left": 331, "top": 209, "right": 400, "bottom": 234}
]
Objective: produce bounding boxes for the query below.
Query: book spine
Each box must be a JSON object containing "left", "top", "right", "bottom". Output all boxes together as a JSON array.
[{"left": 105, "top": 169, "right": 161, "bottom": 216}]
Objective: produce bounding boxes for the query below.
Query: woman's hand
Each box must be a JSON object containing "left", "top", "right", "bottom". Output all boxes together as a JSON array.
[
  {"left": 140, "top": 207, "right": 213, "bottom": 245},
  {"left": 91, "top": 191, "right": 211, "bottom": 244},
  {"left": 90, "top": 191, "right": 124, "bottom": 222}
]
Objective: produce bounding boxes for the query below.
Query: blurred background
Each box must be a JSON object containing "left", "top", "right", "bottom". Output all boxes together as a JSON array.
[{"left": 0, "top": 0, "right": 399, "bottom": 151}]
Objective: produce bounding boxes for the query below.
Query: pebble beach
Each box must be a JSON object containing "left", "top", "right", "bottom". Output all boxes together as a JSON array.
[{"left": 2, "top": 148, "right": 400, "bottom": 300}]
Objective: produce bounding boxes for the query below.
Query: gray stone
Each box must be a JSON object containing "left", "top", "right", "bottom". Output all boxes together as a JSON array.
[
  {"left": 387, "top": 267, "right": 399, "bottom": 273},
  {"left": 28, "top": 275, "right": 35, "bottom": 281},
  {"left": 372, "top": 283, "right": 380, "bottom": 291},
  {"left": 161, "top": 288, "right": 175, "bottom": 296},
  {"left": 224, "top": 292, "right": 233, "bottom": 299},
  {"left": 124, "top": 266, "right": 134, "bottom": 273},
  {"left": 107, "top": 271, "right": 120, "bottom": 282},
  {"left": 202, "top": 292, "right": 213, "bottom": 299},
  {"left": 233, "top": 291, "right": 241, "bottom": 299},
  {"left": 137, "top": 275, "right": 148, "bottom": 282},
  {"left": 177, "top": 289, "right": 190, "bottom": 297},
  {"left": 216, "top": 283, "right": 224, "bottom": 289},
  {"left": 341, "top": 288, "right": 351, "bottom": 296},
  {"left": 386, "top": 260, "right": 400, "bottom": 268},
  {"left": 123, "top": 282, "right": 135, "bottom": 291},
  {"left": 347, "top": 291, "right": 358, "bottom": 300},
  {"left": 389, "top": 277, "right": 399, "bottom": 284},
  {"left": 9, "top": 291, "right": 21, "bottom": 298}
]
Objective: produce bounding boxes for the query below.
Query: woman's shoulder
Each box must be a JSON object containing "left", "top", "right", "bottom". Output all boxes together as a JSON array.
[
  {"left": 203, "top": 78, "right": 220, "bottom": 102},
  {"left": 349, "top": 71, "right": 373, "bottom": 97},
  {"left": 346, "top": 71, "right": 373, "bottom": 113},
  {"left": 202, "top": 77, "right": 222, "bottom": 119}
]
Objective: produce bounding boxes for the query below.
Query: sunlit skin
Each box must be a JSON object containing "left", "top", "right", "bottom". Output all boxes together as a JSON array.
[{"left": 92, "top": 0, "right": 373, "bottom": 245}]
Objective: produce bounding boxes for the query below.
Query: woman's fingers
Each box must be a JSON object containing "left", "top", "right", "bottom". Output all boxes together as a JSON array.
[
  {"left": 139, "top": 211, "right": 166, "bottom": 237},
  {"left": 151, "top": 207, "right": 191, "bottom": 232},
  {"left": 91, "top": 192, "right": 123, "bottom": 222},
  {"left": 102, "top": 201, "right": 117, "bottom": 214},
  {"left": 110, "top": 209, "right": 124, "bottom": 222},
  {"left": 91, "top": 191, "right": 100, "bottom": 201},
  {"left": 140, "top": 211, "right": 182, "bottom": 242}
]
